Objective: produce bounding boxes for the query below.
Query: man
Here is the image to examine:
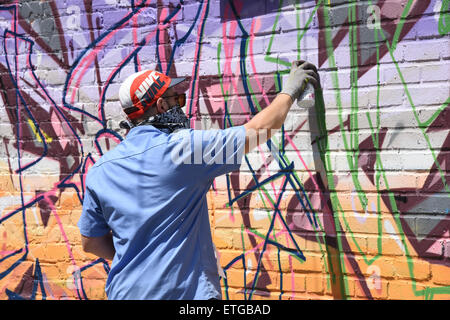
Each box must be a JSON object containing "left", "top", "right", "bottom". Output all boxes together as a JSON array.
[{"left": 77, "top": 60, "right": 320, "bottom": 299}]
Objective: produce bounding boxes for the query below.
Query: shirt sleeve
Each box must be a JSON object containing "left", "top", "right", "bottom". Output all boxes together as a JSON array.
[
  {"left": 77, "top": 182, "right": 110, "bottom": 237},
  {"left": 197, "top": 125, "right": 246, "bottom": 180},
  {"left": 169, "top": 125, "right": 246, "bottom": 181}
]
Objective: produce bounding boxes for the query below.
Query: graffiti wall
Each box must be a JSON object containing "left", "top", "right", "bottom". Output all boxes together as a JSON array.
[{"left": 0, "top": 0, "right": 449, "bottom": 300}]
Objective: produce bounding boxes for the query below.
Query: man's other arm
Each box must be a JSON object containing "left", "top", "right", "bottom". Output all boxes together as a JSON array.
[{"left": 81, "top": 232, "right": 115, "bottom": 261}]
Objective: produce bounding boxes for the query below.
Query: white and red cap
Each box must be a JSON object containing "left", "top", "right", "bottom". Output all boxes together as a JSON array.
[{"left": 119, "top": 70, "right": 185, "bottom": 120}]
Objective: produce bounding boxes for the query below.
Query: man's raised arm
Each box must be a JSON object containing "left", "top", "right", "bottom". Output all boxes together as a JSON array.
[{"left": 243, "top": 60, "right": 320, "bottom": 153}]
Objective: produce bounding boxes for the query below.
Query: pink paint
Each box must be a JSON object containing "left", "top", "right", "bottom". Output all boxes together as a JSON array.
[
  {"left": 228, "top": 209, "right": 236, "bottom": 224},
  {"left": 26, "top": 45, "right": 85, "bottom": 147},
  {"left": 81, "top": 157, "right": 95, "bottom": 189},
  {"left": 223, "top": 30, "right": 277, "bottom": 202},
  {"left": 283, "top": 130, "right": 321, "bottom": 191},
  {"left": 0, "top": 249, "right": 24, "bottom": 258},
  {"left": 68, "top": 4, "right": 149, "bottom": 105},
  {"left": 221, "top": 19, "right": 237, "bottom": 99},
  {"left": 0, "top": 197, "right": 38, "bottom": 222},
  {"left": 189, "top": 0, "right": 210, "bottom": 128},
  {"left": 69, "top": 29, "right": 120, "bottom": 105},
  {"left": 155, "top": 6, "right": 181, "bottom": 74},
  {"left": 220, "top": 16, "right": 281, "bottom": 205},
  {"left": 249, "top": 17, "right": 270, "bottom": 107},
  {"left": 212, "top": 179, "right": 218, "bottom": 194},
  {"left": 204, "top": 83, "right": 228, "bottom": 115},
  {"left": 157, "top": 8, "right": 169, "bottom": 75},
  {"left": 248, "top": 17, "right": 286, "bottom": 202},
  {"left": 51, "top": 112, "right": 68, "bottom": 149},
  {"left": 426, "top": 230, "right": 449, "bottom": 255},
  {"left": 41, "top": 273, "right": 56, "bottom": 300},
  {"left": 132, "top": 14, "right": 142, "bottom": 72},
  {"left": 94, "top": 132, "right": 122, "bottom": 156},
  {"left": 221, "top": 21, "right": 281, "bottom": 200}
]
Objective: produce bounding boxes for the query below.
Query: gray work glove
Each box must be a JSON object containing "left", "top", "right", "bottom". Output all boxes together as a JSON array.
[{"left": 280, "top": 60, "right": 320, "bottom": 102}]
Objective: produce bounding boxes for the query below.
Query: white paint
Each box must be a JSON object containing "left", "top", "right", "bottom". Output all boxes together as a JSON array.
[
  {"left": 367, "top": 5, "right": 381, "bottom": 30},
  {"left": 0, "top": 195, "right": 32, "bottom": 219},
  {"left": 105, "top": 0, "right": 131, "bottom": 6},
  {"left": 252, "top": 208, "right": 272, "bottom": 221},
  {"left": 367, "top": 264, "right": 382, "bottom": 290},
  {"left": 66, "top": 5, "right": 81, "bottom": 30},
  {"left": 245, "top": 258, "right": 253, "bottom": 277},
  {"left": 383, "top": 219, "right": 406, "bottom": 253}
]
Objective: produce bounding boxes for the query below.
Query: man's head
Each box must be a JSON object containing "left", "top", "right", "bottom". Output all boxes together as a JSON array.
[{"left": 119, "top": 70, "right": 187, "bottom": 130}]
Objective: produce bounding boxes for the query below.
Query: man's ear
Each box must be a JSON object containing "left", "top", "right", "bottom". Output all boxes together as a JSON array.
[{"left": 156, "top": 98, "right": 169, "bottom": 114}]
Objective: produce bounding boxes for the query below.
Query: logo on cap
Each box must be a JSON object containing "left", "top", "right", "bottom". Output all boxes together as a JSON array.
[{"left": 121, "top": 70, "right": 171, "bottom": 119}]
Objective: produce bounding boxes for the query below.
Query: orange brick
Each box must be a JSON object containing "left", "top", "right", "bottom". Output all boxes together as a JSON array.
[
  {"left": 58, "top": 192, "right": 82, "bottom": 210},
  {"left": 213, "top": 229, "right": 234, "bottom": 249},
  {"left": 234, "top": 251, "right": 273, "bottom": 274},
  {"left": 261, "top": 249, "right": 300, "bottom": 273},
  {"left": 392, "top": 258, "right": 430, "bottom": 281},
  {"left": 305, "top": 274, "right": 324, "bottom": 294},
  {"left": 429, "top": 291, "right": 450, "bottom": 300},
  {"left": 339, "top": 234, "right": 368, "bottom": 253},
  {"left": 46, "top": 225, "right": 63, "bottom": 243},
  {"left": 341, "top": 213, "right": 382, "bottom": 235},
  {"left": 387, "top": 281, "right": 427, "bottom": 300},
  {"left": 217, "top": 250, "right": 244, "bottom": 270},
  {"left": 280, "top": 272, "right": 306, "bottom": 293},
  {"left": 292, "top": 253, "right": 325, "bottom": 273},
  {"left": 44, "top": 243, "right": 71, "bottom": 262},
  {"left": 29, "top": 244, "right": 48, "bottom": 261},
  {"left": 231, "top": 228, "right": 261, "bottom": 251},
  {"left": 352, "top": 276, "right": 388, "bottom": 299},
  {"left": 70, "top": 245, "right": 93, "bottom": 262},
  {"left": 224, "top": 268, "right": 279, "bottom": 292},
  {"left": 69, "top": 210, "right": 83, "bottom": 226},
  {"left": 305, "top": 236, "right": 327, "bottom": 253},
  {"left": 86, "top": 279, "right": 107, "bottom": 299},
  {"left": 366, "top": 235, "right": 384, "bottom": 256},
  {"left": 39, "top": 263, "right": 62, "bottom": 279},
  {"left": 214, "top": 209, "right": 271, "bottom": 230},
  {"left": 431, "top": 264, "right": 450, "bottom": 285},
  {"left": 379, "top": 236, "right": 408, "bottom": 256},
  {"left": 64, "top": 226, "right": 82, "bottom": 244},
  {"left": 210, "top": 191, "right": 244, "bottom": 210},
  {"left": 337, "top": 193, "right": 380, "bottom": 213},
  {"left": 323, "top": 274, "right": 354, "bottom": 298}
]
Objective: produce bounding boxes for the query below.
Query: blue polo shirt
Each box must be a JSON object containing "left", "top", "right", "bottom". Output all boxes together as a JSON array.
[{"left": 78, "top": 125, "right": 246, "bottom": 300}]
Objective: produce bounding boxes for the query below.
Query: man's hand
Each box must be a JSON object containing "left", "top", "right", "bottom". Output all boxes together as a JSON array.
[
  {"left": 244, "top": 60, "right": 320, "bottom": 153},
  {"left": 280, "top": 60, "right": 320, "bottom": 103}
]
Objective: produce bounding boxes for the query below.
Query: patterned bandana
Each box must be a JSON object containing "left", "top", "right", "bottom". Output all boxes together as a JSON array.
[{"left": 135, "top": 105, "right": 190, "bottom": 134}]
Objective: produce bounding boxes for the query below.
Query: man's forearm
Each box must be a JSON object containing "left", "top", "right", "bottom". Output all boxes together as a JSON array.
[
  {"left": 243, "top": 93, "right": 293, "bottom": 153},
  {"left": 242, "top": 60, "right": 320, "bottom": 154},
  {"left": 246, "top": 93, "right": 293, "bottom": 131},
  {"left": 81, "top": 232, "right": 115, "bottom": 261}
]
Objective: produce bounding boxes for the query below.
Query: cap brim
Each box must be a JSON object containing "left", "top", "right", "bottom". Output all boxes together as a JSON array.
[{"left": 169, "top": 77, "right": 186, "bottom": 88}]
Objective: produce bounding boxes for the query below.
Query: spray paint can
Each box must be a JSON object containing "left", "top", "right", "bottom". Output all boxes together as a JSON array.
[{"left": 296, "top": 82, "right": 315, "bottom": 108}]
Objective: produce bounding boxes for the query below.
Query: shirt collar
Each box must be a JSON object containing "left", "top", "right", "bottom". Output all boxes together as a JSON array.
[{"left": 126, "top": 124, "right": 163, "bottom": 139}]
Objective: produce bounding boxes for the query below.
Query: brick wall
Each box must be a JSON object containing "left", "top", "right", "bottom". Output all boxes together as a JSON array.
[{"left": 0, "top": 0, "right": 449, "bottom": 300}]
